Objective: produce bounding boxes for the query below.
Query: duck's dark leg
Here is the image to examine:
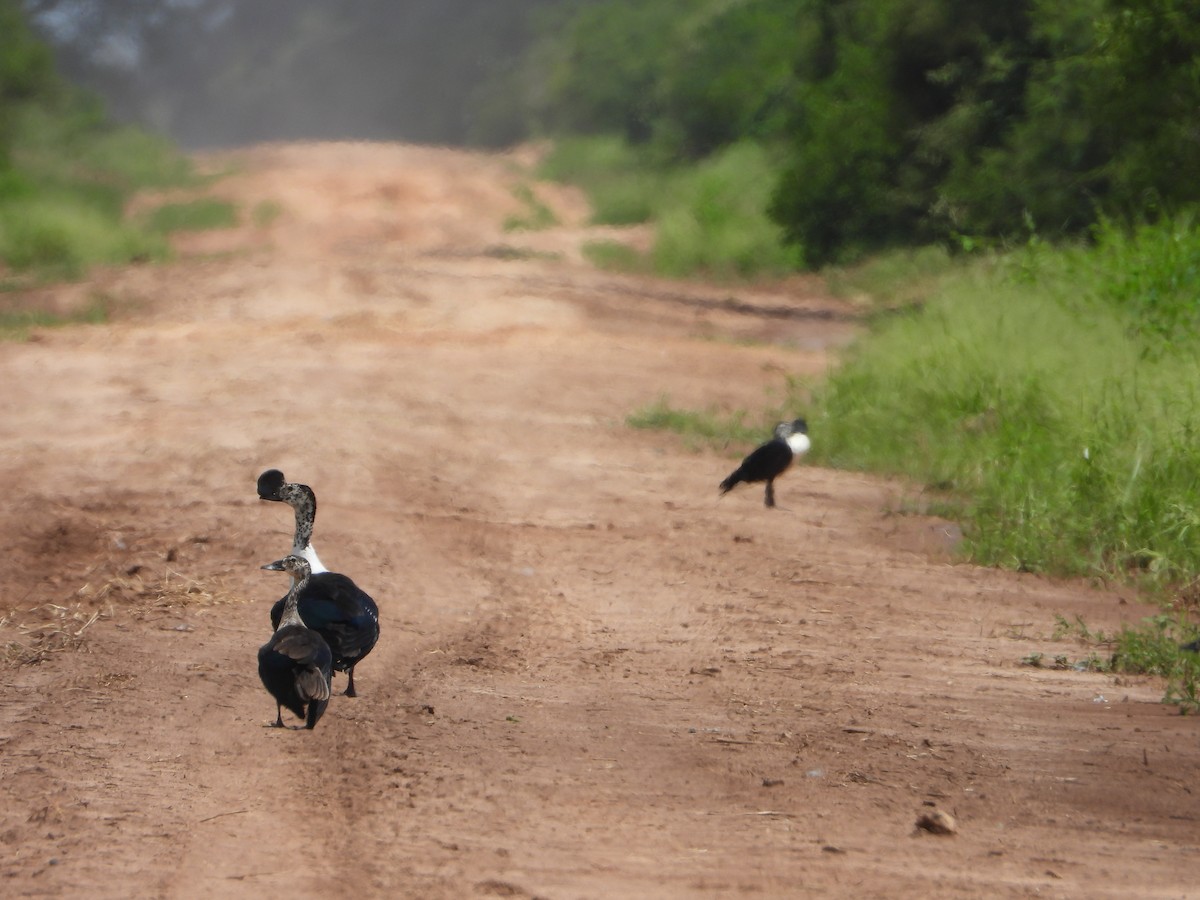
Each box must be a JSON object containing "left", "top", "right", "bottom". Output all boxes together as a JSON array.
[
  {"left": 764, "top": 480, "right": 776, "bottom": 508},
  {"left": 270, "top": 705, "right": 285, "bottom": 728},
  {"left": 345, "top": 666, "right": 357, "bottom": 698}
]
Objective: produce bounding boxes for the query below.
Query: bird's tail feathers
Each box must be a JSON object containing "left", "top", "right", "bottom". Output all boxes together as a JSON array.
[{"left": 297, "top": 667, "right": 332, "bottom": 702}]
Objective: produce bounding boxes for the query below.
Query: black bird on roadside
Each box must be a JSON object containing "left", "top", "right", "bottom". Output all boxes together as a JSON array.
[
  {"left": 719, "top": 418, "right": 810, "bottom": 508},
  {"left": 258, "top": 555, "right": 333, "bottom": 730},
  {"left": 257, "top": 469, "right": 380, "bottom": 697}
]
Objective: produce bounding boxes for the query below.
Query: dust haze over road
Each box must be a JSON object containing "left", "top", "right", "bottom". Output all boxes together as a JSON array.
[
  {"left": 0, "top": 142, "right": 1196, "bottom": 898},
  {"left": 29, "top": 0, "right": 556, "bottom": 148}
]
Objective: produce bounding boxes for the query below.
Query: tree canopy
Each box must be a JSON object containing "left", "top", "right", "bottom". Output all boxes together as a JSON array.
[{"left": 525, "top": 0, "right": 1200, "bottom": 264}]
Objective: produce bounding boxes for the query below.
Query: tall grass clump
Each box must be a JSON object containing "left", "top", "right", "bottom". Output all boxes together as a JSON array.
[
  {"left": 1089, "top": 212, "right": 1200, "bottom": 346},
  {"left": 811, "top": 217, "right": 1200, "bottom": 589}
]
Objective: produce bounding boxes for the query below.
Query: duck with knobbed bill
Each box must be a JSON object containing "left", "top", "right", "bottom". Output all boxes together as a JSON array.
[
  {"left": 257, "top": 469, "right": 380, "bottom": 697},
  {"left": 719, "top": 418, "right": 810, "bottom": 508},
  {"left": 258, "top": 555, "right": 333, "bottom": 730}
]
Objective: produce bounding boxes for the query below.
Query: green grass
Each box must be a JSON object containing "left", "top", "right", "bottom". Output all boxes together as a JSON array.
[
  {"left": 0, "top": 195, "right": 167, "bottom": 279},
  {"left": 822, "top": 245, "right": 961, "bottom": 311},
  {"left": 808, "top": 223, "right": 1200, "bottom": 590},
  {"left": 0, "top": 294, "right": 109, "bottom": 341},
  {"left": 503, "top": 183, "right": 559, "bottom": 232},
  {"left": 627, "top": 396, "right": 792, "bottom": 453},
  {"left": 800, "top": 215, "right": 1200, "bottom": 705},
  {"left": 651, "top": 143, "right": 803, "bottom": 280},
  {"left": 251, "top": 200, "right": 284, "bottom": 228},
  {"left": 1055, "top": 613, "right": 1200, "bottom": 714},
  {"left": 538, "top": 135, "right": 657, "bottom": 226},
  {"left": 141, "top": 198, "right": 238, "bottom": 234},
  {"left": 0, "top": 100, "right": 200, "bottom": 280},
  {"left": 540, "top": 136, "right": 801, "bottom": 279},
  {"left": 582, "top": 239, "right": 646, "bottom": 272}
]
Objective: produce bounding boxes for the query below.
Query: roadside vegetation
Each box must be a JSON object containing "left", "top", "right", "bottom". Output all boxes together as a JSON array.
[
  {"left": 538, "top": 138, "right": 800, "bottom": 280},
  {"left": 632, "top": 223, "right": 1200, "bottom": 709},
  {"left": 0, "top": 1, "right": 225, "bottom": 289}
]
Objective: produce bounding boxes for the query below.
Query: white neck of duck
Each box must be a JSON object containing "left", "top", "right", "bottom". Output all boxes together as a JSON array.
[
  {"left": 785, "top": 432, "right": 811, "bottom": 456},
  {"left": 291, "top": 542, "right": 328, "bottom": 575}
]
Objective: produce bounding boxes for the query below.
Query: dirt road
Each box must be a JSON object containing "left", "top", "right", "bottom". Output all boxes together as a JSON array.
[{"left": 0, "top": 142, "right": 1196, "bottom": 898}]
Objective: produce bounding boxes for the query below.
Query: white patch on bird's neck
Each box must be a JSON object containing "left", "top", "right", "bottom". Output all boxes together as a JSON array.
[
  {"left": 289, "top": 543, "right": 328, "bottom": 575},
  {"left": 785, "top": 432, "right": 811, "bottom": 456}
]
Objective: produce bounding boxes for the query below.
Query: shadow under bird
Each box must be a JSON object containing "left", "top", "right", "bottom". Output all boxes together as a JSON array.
[
  {"left": 718, "top": 418, "right": 810, "bottom": 508},
  {"left": 258, "top": 555, "right": 333, "bottom": 730},
  {"left": 257, "top": 469, "right": 380, "bottom": 697}
]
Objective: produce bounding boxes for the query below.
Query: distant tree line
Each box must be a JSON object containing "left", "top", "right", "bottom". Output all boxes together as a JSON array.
[{"left": 508, "top": 0, "right": 1200, "bottom": 264}]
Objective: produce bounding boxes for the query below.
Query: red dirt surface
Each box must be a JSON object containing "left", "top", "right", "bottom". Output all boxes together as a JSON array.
[{"left": 0, "top": 142, "right": 1196, "bottom": 899}]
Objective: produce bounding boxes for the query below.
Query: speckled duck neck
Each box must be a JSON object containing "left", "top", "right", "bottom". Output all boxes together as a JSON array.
[{"left": 279, "top": 482, "right": 328, "bottom": 575}]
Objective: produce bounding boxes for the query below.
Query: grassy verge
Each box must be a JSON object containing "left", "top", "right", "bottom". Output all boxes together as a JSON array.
[
  {"left": 0, "top": 102, "right": 214, "bottom": 281},
  {"left": 539, "top": 136, "right": 801, "bottom": 280},
  {"left": 503, "top": 183, "right": 559, "bottom": 232},
  {"left": 813, "top": 228, "right": 1200, "bottom": 589},
  {"left": 0, "top": 294, "right": 109, "bottom": 341},
  {"left": 141, "top": 198, "right": 237, "bottom": 234},
  {"left": 814, "top": 217, "right": 1200, "bottom": 708},
  {"left": 626, "top": 398, "right": 777, "bottom": 453}
]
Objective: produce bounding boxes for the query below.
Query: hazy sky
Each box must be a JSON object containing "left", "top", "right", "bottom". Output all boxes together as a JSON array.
[{"left": 27, "top": 0, "right": 562, "bottom": 148}]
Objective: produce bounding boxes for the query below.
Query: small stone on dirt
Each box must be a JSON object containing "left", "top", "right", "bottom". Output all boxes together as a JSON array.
[{"left": 915, "top": 809, "right": 957, "bottom": 836}]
